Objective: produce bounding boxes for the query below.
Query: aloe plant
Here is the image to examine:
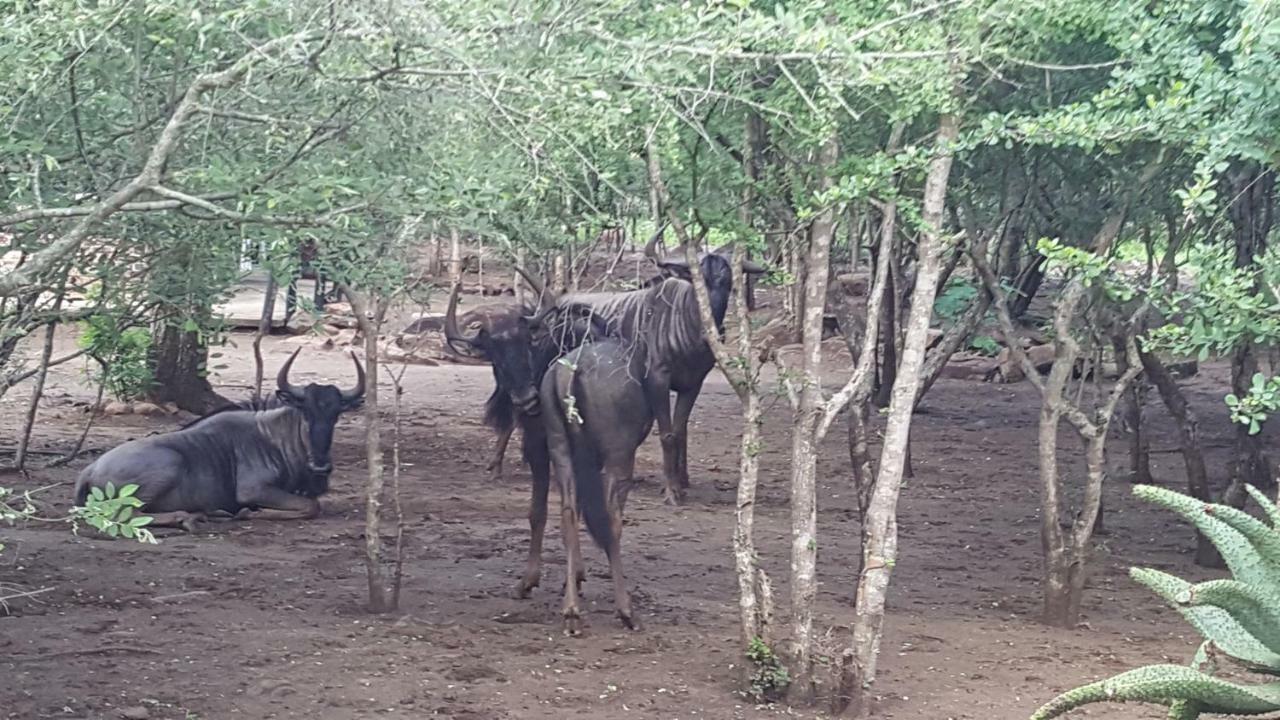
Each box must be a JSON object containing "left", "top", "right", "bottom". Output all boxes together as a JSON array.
[{"left": 1031, "top": 484, "right": 1280, "bottom": 719}]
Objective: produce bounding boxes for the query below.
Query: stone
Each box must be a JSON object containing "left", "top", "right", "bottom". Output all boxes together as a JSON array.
[
  {"left": 103, "top": 401, "right": 131, "bottom": 416},
  {"left": 119, "top": 707, "right": 149, "bottom": 720},
  {"left": 130, "top": 402, "right": 164, "bottom": 416}
]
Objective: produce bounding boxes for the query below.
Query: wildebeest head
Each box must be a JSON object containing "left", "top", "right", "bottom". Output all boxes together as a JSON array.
[
  {"left": 644, "top": 229, "right": 767, "bottom": 322},
  {"left": 445, "top": 275, "right": 608, "bottom": 418},
  {"left": 275, "top": 348, "right": 366, "bottom": 478},
  {"left": 444, "top": 281, "right": 547, "bottom": 416}
]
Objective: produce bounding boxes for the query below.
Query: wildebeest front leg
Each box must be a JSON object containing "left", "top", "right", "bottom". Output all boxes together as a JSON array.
[
  {"left": 671, "top": 386, "right": 703, "bottom": 491},
  {"left": 487, "top": 424, "right": 514, "bottom": 481},
  {"left": 237, "top": 485, "right": 321, "bottom": 521},
  {"left": 517, "top": 429, "right": 552, "bottom": 599},
  {"left": 643, "top": 380, "right": 681, "bottom": 505},
  {"left": 143, "top": 511, "right": 208, "bottom": 533}
]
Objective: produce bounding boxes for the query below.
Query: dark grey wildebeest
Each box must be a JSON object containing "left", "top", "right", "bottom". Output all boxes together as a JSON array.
[
  {"left": 538, "top": 236, "right": 766, "bottom": 505},
  {"left": 74, "top": 348, "right": 365, "bottom": 531},
  {"left": 539, "top": 336, "right": 653, "bottom": 633}
]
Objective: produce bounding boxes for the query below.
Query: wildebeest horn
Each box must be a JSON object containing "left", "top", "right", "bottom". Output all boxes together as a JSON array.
[
  {"left": 341, "top": 351, "right": 366, "bottom": 402},
  {"left": 512, "top": 264, "right": 546, "bottom": 301},
  {"left": 277, "top": 347, "right": 307, "bottom": 401},
  {"left": 742, "top": 259, "right": 767, "bottom": 274},
  {"left": 443, "top": 282, "right": 485, "bottom": 358},
  {"left": 642, "top": 222, "right": 669, "bottom": 263}
]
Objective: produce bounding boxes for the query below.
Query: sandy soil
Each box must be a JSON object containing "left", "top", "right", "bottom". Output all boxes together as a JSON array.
[{"left": 0, "top": 314, "right": 1252, "bottom": 720}]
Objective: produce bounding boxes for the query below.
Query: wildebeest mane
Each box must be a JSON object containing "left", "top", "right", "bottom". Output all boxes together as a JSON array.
[{"left": 181, "top": 395, "right": 286, "bottom": 429}]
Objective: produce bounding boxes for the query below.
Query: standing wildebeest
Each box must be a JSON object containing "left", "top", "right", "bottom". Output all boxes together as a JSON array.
[
  {"left": 74, "top": 349, "right": 365, "bottom": 531},
  {"left": 442, "top": 280, "right": 609, "bottom": 598},
  {"left": 540, "top": 336, "right": 652, "bottom": 633},
  {"left": 439, "top": 298, "right": 532, "bottom": 480},
  {"left": 542, "top": 236, "right": 766, "bottom": 504}
]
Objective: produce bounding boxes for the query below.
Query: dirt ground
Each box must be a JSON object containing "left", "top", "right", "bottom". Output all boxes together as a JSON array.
[{"left": 0, "top": 312, "right": 1254, "bottom": 720}]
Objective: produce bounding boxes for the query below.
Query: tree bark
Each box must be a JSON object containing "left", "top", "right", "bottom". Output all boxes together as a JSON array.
[
  {"left": 1224, "top": 163, "right": 1275, "bottom": 497},
  {"left": 841, "top": 110, "right": 958, "bottom": 716},
  {"left": 347, "top": 288, "right": 393, "bottom": 613},
  {"left": 148, "top": 322, "right": 227, "bottom": 414},
  {"left": 784, "top": 136, "right": 840, "bottom": 704}
]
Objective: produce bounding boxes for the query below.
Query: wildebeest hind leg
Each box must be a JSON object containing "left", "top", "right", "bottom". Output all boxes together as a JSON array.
[
  {"left": 237, "top": 485, "right": 321, "bottom": 521},
  {"left": 644, "top": 382, "right": 682, "bottom": 505}
]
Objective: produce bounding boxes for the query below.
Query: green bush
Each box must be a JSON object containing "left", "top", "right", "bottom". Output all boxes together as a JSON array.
[
  {"left": 1030, "top": 484, "right": 1280, "bottom": 719},
  {"left": 745, "top": 636, "right": 791, "bottom": 703},
  {"left": 78, "top": 317, "right": 154, "bottom": 401}
]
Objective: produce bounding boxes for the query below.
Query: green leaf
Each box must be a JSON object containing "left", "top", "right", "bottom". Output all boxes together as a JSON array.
[{"left": 130, "top": 515, "right": 153, "bottom": 527}]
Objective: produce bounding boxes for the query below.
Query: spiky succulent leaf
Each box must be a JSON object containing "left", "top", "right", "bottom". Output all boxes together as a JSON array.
[
  {"left": 1133, "top": 486, "right": 1280, "bottom": 596},
  {"left": 1180, "top": 579, "right": 1280, "bottom": 661},
  {"left": 1166, "top": 700, "right": 1202, "bottom": 720},
  {"left": 1132, "top": 568, "right": 1280, "bottom": 671},
  {"left": 1029, "top": 664, "right": 1280, "bottom": 720},
  {"left": 1244, "top": 484, "right": 1280, "bottom": 530}
]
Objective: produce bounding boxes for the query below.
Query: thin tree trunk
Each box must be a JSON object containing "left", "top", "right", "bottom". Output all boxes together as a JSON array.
[
  {"left": 148, "top": 322, "right": 227, "bottom": 414},
  {"left": 786, "top": 137, "right": 840, "bottom": 704},
  {"left": 1139, "top": 349, "right": 1219, "bottom": 567},
  {"left": 15, "top": 317, "right": 59, "bottom": 470},
  {"left": 252, "top": 273, "right": 278, "bottom": 401},
  {"left": 346, "top": 288, "right": 392, "bottom": 613},
  {"left": 514, "top": 247, "right": 526, "bottom": 306},
  {"left": 449, "top": 228, "right": 462, "bottom": 289},
  {"left": 842, "top": 110, "right": 958, "bottom": 716}
]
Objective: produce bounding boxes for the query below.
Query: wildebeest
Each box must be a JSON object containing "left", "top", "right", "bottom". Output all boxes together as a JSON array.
[
  {"left": 540, "top": 336, "right": 653, "bottom": 633},
  {"left": 539, "top": 235, "right": 767, "bottom": 504},
  {"left": 442, "top": 280, "right": 609, "bottom": 599},
  {"left": 73, "top": 348, "right": 365, "bottom": 531},
  {"left": 440, "top": 298, "right": 532, "bottom": 480}
]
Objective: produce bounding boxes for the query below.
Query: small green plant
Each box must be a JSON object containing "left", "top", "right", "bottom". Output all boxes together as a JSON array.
[
  {"left": 0, "top": 486, "right": 40, "bottom": 554},
  {"left": 745, "top": 636, "right": 791, "bottom": 703},
  {"left": 1225, "top": 373, "right": 1280, "bottom": 435},
  {"left": 1030, "top": 484, "right": 1280, "bottom": 719},
  {"left": 71, "top": 483, "right": 156, "bottom": 543},
  {"left": 969, "top": 334, "right": 1001, "bottom": 356},
  {"left": 934, "top": 278, "right": 979, "bottom": 324},
  {"left": 78, "top": 316, "right": 154, "bottom": 400}
]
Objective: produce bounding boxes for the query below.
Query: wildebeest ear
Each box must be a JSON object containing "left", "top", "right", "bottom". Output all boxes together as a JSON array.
[{"left": 275, "top": 389, "right": 304, "bottom": 407}]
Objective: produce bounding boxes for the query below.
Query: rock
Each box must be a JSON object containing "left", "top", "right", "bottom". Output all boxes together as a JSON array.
[
  {"left": 324, "top": 301, "right": 353, "bottom": 317},
  {"left": 992, "top": 343, "right": 1056, "bottom": 383},
  {"left": 939, "top": 356, "right": 999, "bottom": 381},
  {"left": 160, "top": 402, "right": 180, "bottom": 415},
  {"left": 285, "top": 310, "right": 319, "bottom": 335},
  {"left": 103, "top": 401, "right": 131, "bottom": 416},
  {"left": 331, "top": 328, "right": 360, "bottom": 347},
  {"left": 119, "top": 707, "right": 149, "bottom": 720},
  {"left": 130, "top": 402, "right": 164, "bottom": 416},
  {"left": 401, "top": 314, "right": 444, "bottom": 335},
  {"left": 834, "top": 272, "right": 871, "bottom": 296}
]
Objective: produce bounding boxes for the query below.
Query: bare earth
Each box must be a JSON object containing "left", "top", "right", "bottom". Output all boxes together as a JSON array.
[{"left": 0, "top": 320, "right": 1247, "bottom": 720}]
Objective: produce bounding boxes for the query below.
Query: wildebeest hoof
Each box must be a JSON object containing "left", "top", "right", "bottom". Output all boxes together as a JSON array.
[
  {"left": 617, "top": 609, "right": 640, "bottom": 631},
  {"left": 179, "top": 512, "right": 207, "bottom": 533},
  {"left": 562, "top": 613, "right": 583, "bottom": 636},
  {"left": 516, "top": 573, "right": 540, "bottom": 599},
  {"left": 662, "top": 488, "right": 684, "bottom": 506}
]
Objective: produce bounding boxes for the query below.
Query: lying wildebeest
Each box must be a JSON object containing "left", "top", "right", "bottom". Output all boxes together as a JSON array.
[
  {"left": 442, "top": 280, "right": 609, "bottom": 599},
  {"left": 540, "top": 336, "right": 653, "bottom": 633},
  {"left": 73, "top": 349, "right": 365, "bottom": 531},
  {"left": 535, "top": 233, "right": 766, "bottom": 504}
]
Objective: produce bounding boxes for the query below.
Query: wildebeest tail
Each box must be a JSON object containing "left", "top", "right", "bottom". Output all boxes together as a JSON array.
[
  {"left": 483, "top": 386, "right": 515, "bottom": 433},
  {"left": 565, "top": 377, "right": 613, "bottom": 556},
  {"left": 73, "top": 470, "right": 92, "bottom": 506}
]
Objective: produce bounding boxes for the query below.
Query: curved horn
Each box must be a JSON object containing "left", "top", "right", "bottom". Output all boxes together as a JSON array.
[
  {"left": 643, "top": 222, "right": 669, "bottom": 262},
  {"left": 512, "top": 264, "right": 546, "bottom": 302},
  {"left": 443, "top": 282, "right": 485, "bottom": 358},
  {"left": 742, "top": 259, "right": 767, "bottom": 274},
  {"left": 341, "top": 351, "right": 366, "bottom": 402},
  {"left": 276, "top": 347, "right": 306, "bottom": 401}
]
